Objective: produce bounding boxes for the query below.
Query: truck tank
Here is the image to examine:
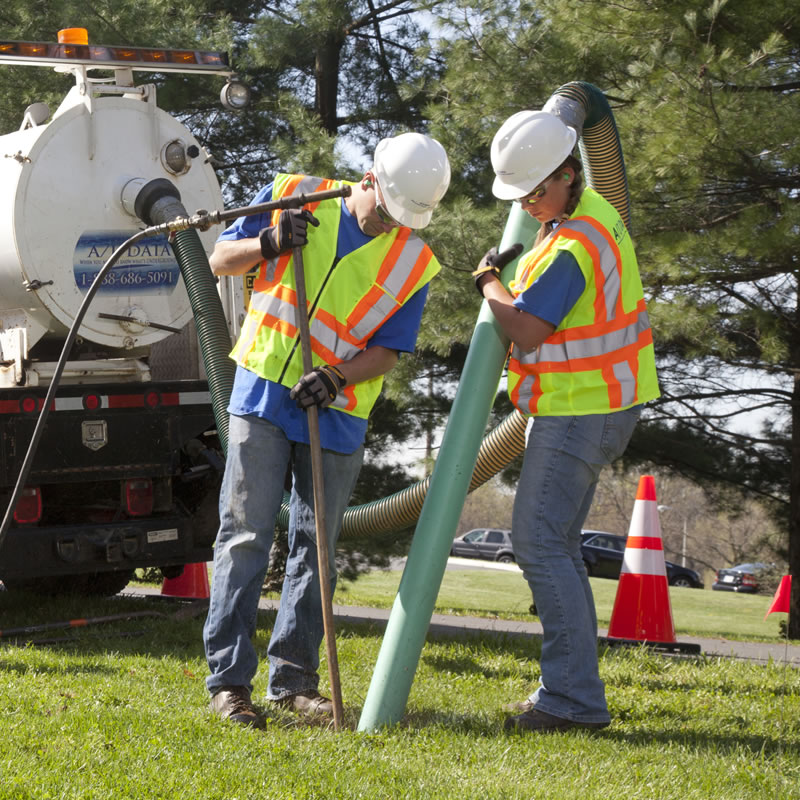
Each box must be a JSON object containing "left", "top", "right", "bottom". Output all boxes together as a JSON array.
[
  {"left": 0, "top": 83, "right": 222, "bottom": 360},
  {"left": 0, "top": 34, "right": 240, "bottom": 594}
]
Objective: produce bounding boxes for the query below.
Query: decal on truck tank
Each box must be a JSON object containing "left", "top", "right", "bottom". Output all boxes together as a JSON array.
[{"left": 73, "top": 230, "right": 181, "bottom": 293}]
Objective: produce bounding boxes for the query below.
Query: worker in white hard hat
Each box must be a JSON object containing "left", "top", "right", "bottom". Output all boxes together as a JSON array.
[
  {"left": 203, "top": 132, "right": 450, "bottom": 728},
  {"left": 473, "top": 110, "right": 659, "bottom": 733}
]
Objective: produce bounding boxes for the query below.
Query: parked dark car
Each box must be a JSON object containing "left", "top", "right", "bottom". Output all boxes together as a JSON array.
[
  {"left": 450, "top": 528, "right": 515, "bottom": 563},
  {"left": 450, "top": 528, "right": 704, "bottom": 587},
  {"left": 580, "top": 530, "right": 703, "bottom": 588},
  {"left": 711, "top": 563, "right": 770, "bottom": 593}
]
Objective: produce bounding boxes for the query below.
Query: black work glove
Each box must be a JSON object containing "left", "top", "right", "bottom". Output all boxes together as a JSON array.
[
  {"left": 471, "top": 243, "right": 524, "bottom": 296},
  {"left": 259, "top": 208, "right": 319, "bottom": 260},
  {"left": 290, "top": 365, "right": 347, "bottom": 409}
]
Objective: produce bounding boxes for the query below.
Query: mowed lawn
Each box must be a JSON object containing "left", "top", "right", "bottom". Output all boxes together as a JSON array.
[
  {"left": 336, "top": 563, "right": 788, "bottom": 642},
  {"left": 0, "top": 568, "right": 797, "bottom": 800}
]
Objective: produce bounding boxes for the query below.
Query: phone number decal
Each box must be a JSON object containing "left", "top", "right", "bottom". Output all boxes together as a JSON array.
[{"left": 73, "top": 230, "right": 182, "bottom": 294}]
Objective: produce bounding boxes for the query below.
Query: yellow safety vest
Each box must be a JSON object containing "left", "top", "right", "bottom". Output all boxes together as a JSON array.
[
  {"left": 507, "top": 188, "right": 660, "bottom": 416},
  {"left": 232, "top": 174, "right": 441, "bottom": 419}
]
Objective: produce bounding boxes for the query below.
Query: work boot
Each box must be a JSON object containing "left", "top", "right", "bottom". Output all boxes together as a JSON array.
[
  {"left": 275, "top": 689, "right": 333, "bottom": 717},
  {"left": 504, "top": 707, "right": 609, "bottom": 733},
  {"left": 209, "top": 686, "right": 265, "bottom": 729}
]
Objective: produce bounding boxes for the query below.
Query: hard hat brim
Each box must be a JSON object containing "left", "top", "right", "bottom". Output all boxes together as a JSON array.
[{"left": 380, "top": 193, "right": 434, "bottom": 229}]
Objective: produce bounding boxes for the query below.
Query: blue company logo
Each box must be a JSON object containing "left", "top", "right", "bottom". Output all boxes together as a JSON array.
[{"left": 73, "top": 230, "right": 182, "bottom": 293}]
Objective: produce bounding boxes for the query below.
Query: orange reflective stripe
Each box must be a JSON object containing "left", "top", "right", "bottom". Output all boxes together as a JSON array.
[
  {"left": 375, "top": 228, "right": 410, "bottom": 285},
  {"left": 340, "top": 385, "right": 358, "bottom": 412},
  {"left": 270, "top": 175, "right": 307, "bottom": 225},
  {"left": 257, "top": 311, "right": 297, "bottom": 341},
  {"left": 601, "top": 362, "right": 622, "bottom": 408},
  {"left": 254, "top": 252, "right": 292, "bottom": 291},
  {"left": 547, "top": 298, "right": 647, "bottom": 345}
]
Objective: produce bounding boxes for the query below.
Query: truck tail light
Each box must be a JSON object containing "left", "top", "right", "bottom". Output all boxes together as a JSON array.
[
  {"left": 14, "top": 486, "right": 42, "bottom": 524},
  {"left": 123, "top": 479, "right": 154, "bottom": 517}
]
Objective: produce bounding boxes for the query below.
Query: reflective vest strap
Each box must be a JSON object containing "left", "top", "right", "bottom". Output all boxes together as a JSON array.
[
  {"left": 508, "top": 368, "right": 541, "bottom": 416},
  {"left": 258, "top": 311, "right": 298, "bottom": 343},
  {"left": 545, "top": 298, "right": 648, "bottom": 347},
  {"left": 254, "top": 252, "right": 292, "bottom": 292},
  {"left": 376, "top": 228, "right": 411, "bottom": 285},
  {"left": 601, "top": 362, "right": 622, "bottom": 409},
  {"left": 396, "top": 245, "right": 434, "bottom": 303},
  {"left": 533, "top": 325, "right": 653, "bottom": 376},
  {"left": 555, "top": 217, "right": 623, "bottom": 323},
  {"left": 510, "top": 236, "right": 559, "bottom": 295},
  {"left": 556, "top": 226, "right": 607, "bottom": 322},
  {"left": 269, "top": 176, "right": 335, "bottom": 225}
]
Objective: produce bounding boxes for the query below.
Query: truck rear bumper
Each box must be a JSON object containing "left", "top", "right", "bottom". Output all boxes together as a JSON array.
[{"left": 0, "top": 518, "right": 214, "bottom": 580}]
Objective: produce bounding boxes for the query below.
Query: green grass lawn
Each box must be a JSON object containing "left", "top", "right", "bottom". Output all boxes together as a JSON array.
[
  {"left": 1, "top": 580, "right": 797, "bottom": 800},
  {"left": 336, "top": 565, "right": 788, "bottom": 642}
]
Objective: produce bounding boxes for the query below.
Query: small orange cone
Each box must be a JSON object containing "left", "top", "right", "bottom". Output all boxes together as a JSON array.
[
  {"left": 606, "top": 476, "right": 699, "bottom": 653},
  {"left": 161, "top": 562, "right": 210, "bottom": 599}
]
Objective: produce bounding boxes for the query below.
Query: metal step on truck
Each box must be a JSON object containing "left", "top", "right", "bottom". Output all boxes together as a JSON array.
[{"left": 0, "top": 29, "right": 249, "bottom": 595}]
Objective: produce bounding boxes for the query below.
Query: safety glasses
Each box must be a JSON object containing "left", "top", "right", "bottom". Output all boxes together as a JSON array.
[
  {"left": 516, "top": 175, "right": 557, "bottom": 206},
  {"left": 374, "top": 179, "right": 402, "bottom": 227}
]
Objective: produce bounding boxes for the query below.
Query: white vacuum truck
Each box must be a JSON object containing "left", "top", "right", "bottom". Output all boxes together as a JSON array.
[{"left": 0, "top": 32, "right": 248, "bottom": 594}]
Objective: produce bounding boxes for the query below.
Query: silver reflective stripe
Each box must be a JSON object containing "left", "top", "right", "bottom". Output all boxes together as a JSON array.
[
  {"left": 284, "top": 175, "right": 326, "bottom": 196},
  {"left": 249, "top": 291, "right": 296, "bottom": 329},
  {"left": 613, "top": 360, "right": 636, "bottom": 407},
  {"left": 347, "top": 235, "right": 427, "bottom": 341},
  {"left": 563, "top": 218, "right": 620, "bottom": 319},
  {"left": 381, "top": 236, "right": 426, "bottom": 298},
  {"left": 514, "top": 307, "right": 651, "bottom": 366},
  {"left": 350, "top": 292, "right": 400, "bottom": 341},
  {"left": 620, "top": 549, "right": 667, "bottom": 578},
  {"left": 309, "top": 316, "right": 361, "bottom": 362},
  {"left": 309, "top": 316, "right": 339, "bottom": 355}
]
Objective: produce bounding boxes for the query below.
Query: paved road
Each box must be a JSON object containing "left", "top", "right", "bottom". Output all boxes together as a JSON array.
[{"left": 127, "top": 558, "right": 800, "bottom": 667}]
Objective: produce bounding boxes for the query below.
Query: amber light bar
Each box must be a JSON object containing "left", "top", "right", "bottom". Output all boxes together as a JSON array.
[{"left": 0, "top": 40, "right": 231, "bottom": 74}]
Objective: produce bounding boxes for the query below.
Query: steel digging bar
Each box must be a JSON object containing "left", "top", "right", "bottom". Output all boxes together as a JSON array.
[{"left": 291, "top": 244, "right": 344, "bottom": 730}]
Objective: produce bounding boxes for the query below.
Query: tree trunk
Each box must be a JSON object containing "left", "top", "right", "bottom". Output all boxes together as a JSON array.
[
  {"left": 789, "top": 370, "right": 800, "bottom": 638},
  {"left": 315, "top": 35, "right": 344, "bottom": 135}
]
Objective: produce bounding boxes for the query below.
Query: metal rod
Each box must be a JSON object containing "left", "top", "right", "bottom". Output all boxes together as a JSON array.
[
  {"left": 291, "top": 244, "right": 344, "bottom": 730},
  {"left": 156, "top": 186, "right": 353, "bottom": 234}
]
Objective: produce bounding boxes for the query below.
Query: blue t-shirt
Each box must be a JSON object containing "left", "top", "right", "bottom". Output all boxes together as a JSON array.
[
  {"left": 224, "top": 182, "right": 429, "bottom": 454},
  {"left": 513, "top": 250, "right": 585, "bottom": 327}
]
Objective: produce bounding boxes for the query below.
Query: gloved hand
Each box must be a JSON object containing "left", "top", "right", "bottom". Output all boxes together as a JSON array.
[
  {"left": 471, "top": 242, "right": 524, "bottom": 296},
  {"left": 290, "top": 364, "right": 347, "bottom": 409},
  {"left": 259, "top": 208, "right": 320, "bottom": 260}
]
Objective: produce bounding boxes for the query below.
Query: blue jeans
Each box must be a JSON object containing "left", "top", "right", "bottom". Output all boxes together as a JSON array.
[
  {"left": 511, "top": 407, "right": 641, "bottom": 724},
  {"left": 203, "top": 413, "right": 363, "bottom": 699}
]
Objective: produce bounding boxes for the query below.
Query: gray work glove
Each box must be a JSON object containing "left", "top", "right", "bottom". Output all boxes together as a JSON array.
[
  {"left": 290, "top": 365, "right": 347, "bottom": 409},
  {"left": 259, "top": 208, "right": 319, "bottom": 260}
]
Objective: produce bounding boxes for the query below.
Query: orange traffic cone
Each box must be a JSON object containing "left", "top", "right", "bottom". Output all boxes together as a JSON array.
[
  {"left": 161, "top": 562, "right": 210, "bottom": 599},
  {"left": 606, "top": 475, "right": 700, "bottom": 654}
]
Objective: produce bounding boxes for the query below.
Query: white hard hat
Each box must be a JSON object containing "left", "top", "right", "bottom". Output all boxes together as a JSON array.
[
  {"left": 490, "top": 110, "right": 577, "bottom": 200},
  {"left": 372, "top": 133, "right": 451, "bottom": 229}
]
